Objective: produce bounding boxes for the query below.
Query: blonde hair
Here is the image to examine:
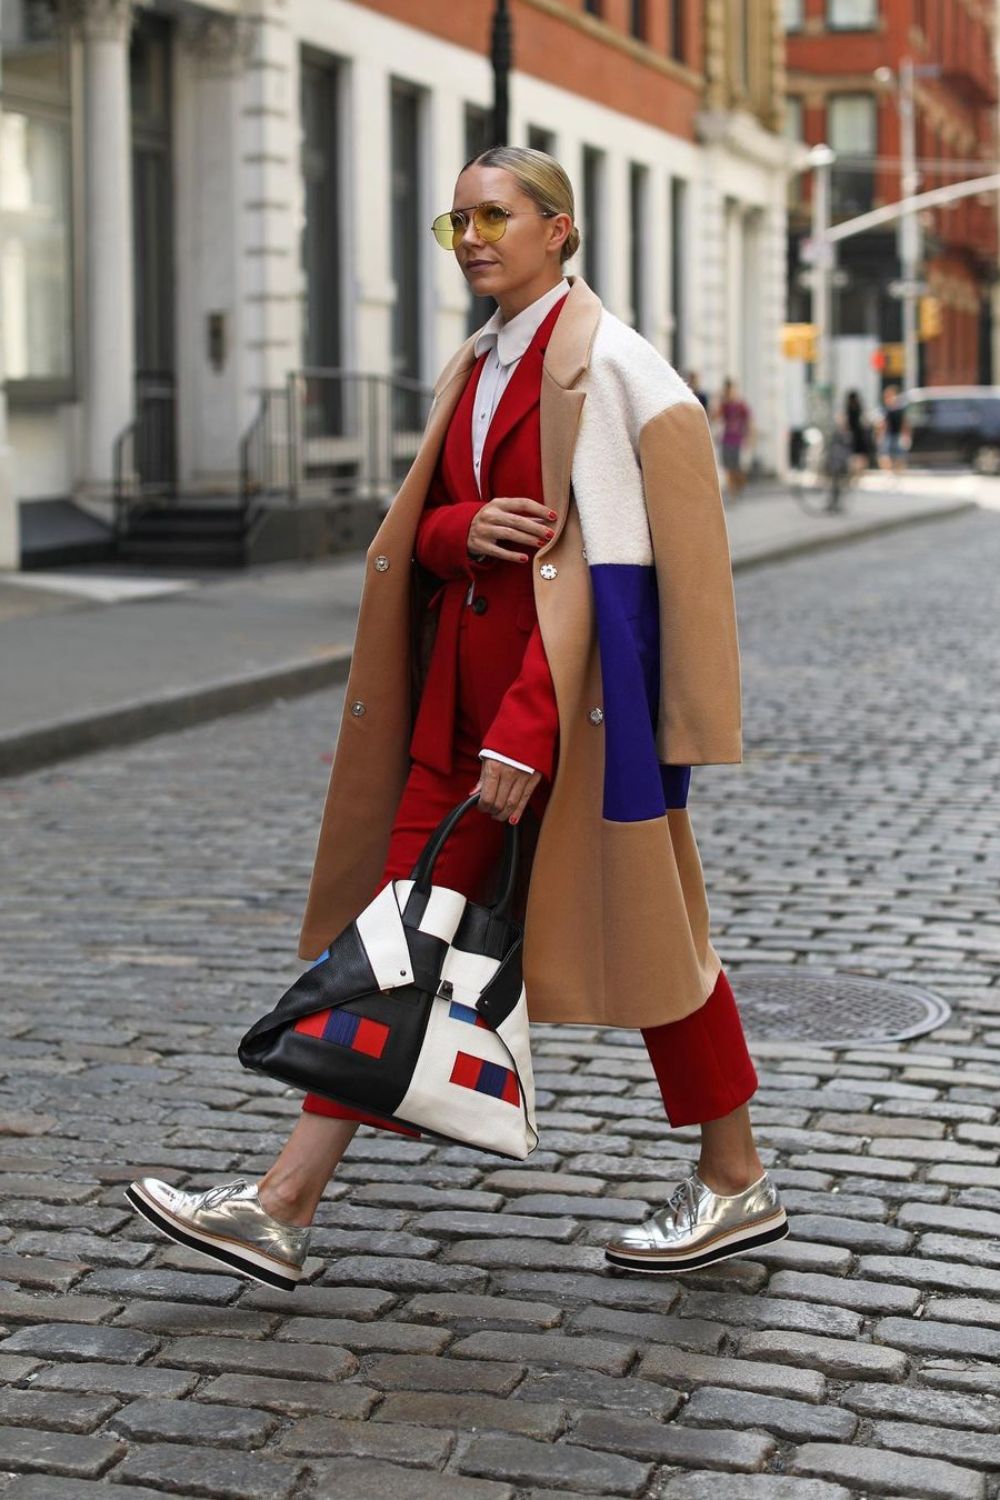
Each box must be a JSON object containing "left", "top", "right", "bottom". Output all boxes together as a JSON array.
[{"left": 462, "top": 145, "right": 580, "bottom": 265}]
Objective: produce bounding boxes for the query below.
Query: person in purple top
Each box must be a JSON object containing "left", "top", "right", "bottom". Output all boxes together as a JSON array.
[{"left": 713, "top": 377, "right": 753, "bottom": 499}]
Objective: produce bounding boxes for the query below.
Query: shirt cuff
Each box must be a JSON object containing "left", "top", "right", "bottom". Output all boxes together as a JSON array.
[{"left": 479, "top": 748, "right": 536, "bottom": 776}]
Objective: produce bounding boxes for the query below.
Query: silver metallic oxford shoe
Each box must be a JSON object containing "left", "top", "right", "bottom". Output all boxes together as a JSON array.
[
  {"left": 604, "top": 1167, "right": 788, "bottom": 1274},
  {"left": 124, "top": 1176, "right": 311, "bottom": 1292}
]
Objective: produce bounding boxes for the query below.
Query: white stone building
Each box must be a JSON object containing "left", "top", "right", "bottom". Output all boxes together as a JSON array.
[{"left": 0, "top": 0, "right": 794, "bottom": 569}]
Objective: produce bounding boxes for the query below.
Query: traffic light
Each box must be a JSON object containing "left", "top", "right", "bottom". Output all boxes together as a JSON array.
[
  {"left": 782, "top": 323, "right": 817, "bottom": 361},
  {"left": 919, "top": 296, "right": 942, "bottom": 341}
]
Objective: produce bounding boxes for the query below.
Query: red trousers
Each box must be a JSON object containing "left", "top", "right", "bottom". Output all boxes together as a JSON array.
[{"left": 301, "top": 735, "right": 758, "bottom": 1132}]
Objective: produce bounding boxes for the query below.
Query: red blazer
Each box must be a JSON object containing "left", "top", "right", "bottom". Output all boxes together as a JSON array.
[{"left": 408, "top": 296, "right": 565, "bottom": 780}]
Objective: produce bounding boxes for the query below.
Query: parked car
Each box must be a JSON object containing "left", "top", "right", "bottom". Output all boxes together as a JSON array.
[{"left": 901, "top": 387, "right": 1000, "bottom": 473}]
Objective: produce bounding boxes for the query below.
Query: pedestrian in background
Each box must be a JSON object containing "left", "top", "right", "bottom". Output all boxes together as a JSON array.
[
  {"left": 126, "top": 146, "right": 786, "bottom": 1290},
  {"left": 686, "top": 371, "right": 709, "bottom": 410},
  {"left": 844, "top": 389, "right": 872, "bottom": 478},
  {"left": 878, "top": 384, "right": 908, "bottom": 473},
  {"left": 714, "top": 377, "right": 753, "bottom": 499}
]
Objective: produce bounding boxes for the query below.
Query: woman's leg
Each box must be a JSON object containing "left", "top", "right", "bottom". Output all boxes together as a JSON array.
[
  {"left": 259, "top": 751, "right": 506, "bottom": 1223},
  {"left": 257, "top": 1113, "right": 360, "bottom": 1226},
  {"left": 641, "top": 968, "right": 764, "bottom": 1194}
]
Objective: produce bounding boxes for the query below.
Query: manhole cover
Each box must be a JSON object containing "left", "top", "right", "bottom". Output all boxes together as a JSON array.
[{"left": 732, "top": 967, "right": 951, "bottom": 1046}]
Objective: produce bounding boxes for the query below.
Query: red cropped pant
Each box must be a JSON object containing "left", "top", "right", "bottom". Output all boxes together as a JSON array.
[{"left": 301, "top": 740, "right": 758, "bottom": 1132}]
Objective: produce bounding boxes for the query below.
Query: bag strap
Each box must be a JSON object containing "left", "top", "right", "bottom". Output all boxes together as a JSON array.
[{"left": 408, "top": 792, "right": 520, "bottom": 920}]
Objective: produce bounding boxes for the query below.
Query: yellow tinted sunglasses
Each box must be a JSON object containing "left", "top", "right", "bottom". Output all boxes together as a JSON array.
[{"left": 431, "top": 200, "right": 556, "bottom": 251}]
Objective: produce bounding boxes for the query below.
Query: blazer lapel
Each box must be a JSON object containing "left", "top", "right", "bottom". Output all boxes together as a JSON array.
[{"left": 478, "top": 339, "right": 544, "bottom": 498}]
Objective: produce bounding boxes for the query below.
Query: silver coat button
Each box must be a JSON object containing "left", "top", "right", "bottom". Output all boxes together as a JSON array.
[
  {"left": 539, "top": 562, "right": 558, "bottom": 580},
  {"left": 588, "top": 707, "right": 604, "bottom": 725},
  {"left": 350, "top": 701, "right": 366, "bottom": 717},
  {"left": 373, "top": 555, "right": 390, "bottom": 572}
]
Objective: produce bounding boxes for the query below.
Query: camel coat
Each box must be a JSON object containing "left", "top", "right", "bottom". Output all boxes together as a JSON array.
[{"left": 297, "top": 275, "right": 743, "bottom": 1028}]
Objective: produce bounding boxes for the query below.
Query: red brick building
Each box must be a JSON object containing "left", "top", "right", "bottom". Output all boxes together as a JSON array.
[{"left": 785, "top": 0, "right": 998, "bottom": 386}]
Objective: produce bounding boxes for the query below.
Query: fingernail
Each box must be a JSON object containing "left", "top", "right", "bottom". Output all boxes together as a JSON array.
[
  {"left": 510, "top": 815, "right": 519, "bottom": 825},
  {"left": 548, "top": 511, "right": 557, "bottom": 521},
  {"left": 544, "top": 529, "right": 554, "bottom": 538}
]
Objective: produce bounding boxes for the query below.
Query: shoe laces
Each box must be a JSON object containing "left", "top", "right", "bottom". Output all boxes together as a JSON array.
[
  {"left": 201, "top": 1178, "right": 250, "bottom": 1209},
  {"left": 665, "top": 1175, "right": 700, "bottom": 1229}
]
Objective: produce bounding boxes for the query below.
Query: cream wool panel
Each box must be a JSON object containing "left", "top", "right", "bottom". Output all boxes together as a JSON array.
[{"left": 571, "top": 310, "right": 703, "bottom": 567}]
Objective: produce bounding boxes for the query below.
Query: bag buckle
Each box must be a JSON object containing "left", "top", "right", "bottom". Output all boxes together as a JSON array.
[{"left": 437, "top": 980, "right": 454, "bottom": 1001}]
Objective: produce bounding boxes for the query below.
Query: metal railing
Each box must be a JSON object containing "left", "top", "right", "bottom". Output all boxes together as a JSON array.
[
  {"left": 112, "top": 371, "right": 177, "bottom": 532},
  {"left": 240, "top": 367, "right": 434, "bottom": 511},
  {"left": 239, "top": 385, "right": 293, "bottom": 514}
]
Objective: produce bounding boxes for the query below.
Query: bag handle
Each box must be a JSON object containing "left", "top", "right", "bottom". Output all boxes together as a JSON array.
[{"left": 408, "top": 793, "right": 520, "bottom": 920}]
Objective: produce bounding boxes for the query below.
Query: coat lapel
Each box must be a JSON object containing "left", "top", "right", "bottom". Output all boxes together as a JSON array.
[
  {"left": 378, "top": 275, "right": 602, "bottom": 551},
  {"left": 478, "top": 339, "right": 544, "bottom": 498}
]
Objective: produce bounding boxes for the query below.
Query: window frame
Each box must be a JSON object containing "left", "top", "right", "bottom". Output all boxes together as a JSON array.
[
  {"left": 826, "top": 0, "right": 879, "bottom": 32},
  {"left": 1, "top": 13, "right": 79, "bottom": 406}
]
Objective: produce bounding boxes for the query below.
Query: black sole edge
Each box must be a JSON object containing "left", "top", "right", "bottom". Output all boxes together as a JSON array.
[
  {"left": 604, "top": 1217, "right": 790, "bottom": 1275},
  {"left": 123, "top": 1186, "right": 300, "bottom": 1293}
]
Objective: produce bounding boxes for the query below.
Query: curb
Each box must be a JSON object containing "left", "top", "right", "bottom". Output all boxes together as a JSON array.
[
  {"left": 0, "top": 648, "right": 353, "bottom": 780},
  {"left": 729, "top": 496, "right": 977, "bottom": 574},
  {"left": 0, "top": 497, "right": 978, "bottom": 780}
]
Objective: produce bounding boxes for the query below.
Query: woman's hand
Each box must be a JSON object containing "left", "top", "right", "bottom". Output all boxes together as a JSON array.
[
  {"left": 472, "top": 758, "right": 542, "bottom": 824},
  {"left": 468, "top": 497, "right": 557, "bottom": 563}
]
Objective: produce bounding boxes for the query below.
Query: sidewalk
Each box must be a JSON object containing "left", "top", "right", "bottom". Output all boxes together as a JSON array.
[{"left": 0, "top": 475, "right": 977, "bottom": 777}]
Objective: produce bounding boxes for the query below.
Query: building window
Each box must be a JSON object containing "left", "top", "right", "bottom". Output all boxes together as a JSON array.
[
  {"left": 527, "top": 124, "right": 555, "bottom": 154},
  {"left": 827, "top": 0, "right": 878, "bottom": 29},
  {"left": 669, "top": 177, "right": 687, "bottom": 369},
  {"left": 784, "top": 97, "right": 804, "bottom": 207},
  {"left": 669, "top": 0, "right": 686, "bottom": 63},
  {"left": 827, "top": 93, "right": 876, "bottom": 216},
  {"left": 300, "top": 52, "right": 343, "bottom": 399},
  {"left": 390, "top": 80, "right": 424, "bottom": 426},
  {"left": 583, "top": 0, "right": 602, "bottom": 15},
  {"left": 465, "top": 104, "right": 493, "bottom": 335},
  {"left": 581, "top": 146, "right": 604, "bottom": 295},
  {"left": 736, "top": 0, "right": 752, "bottom": 96},
  {"left": 783, "top": 0, "right": 804, "bottom": 29},
  {"left": 628, "top": 163, "right": 648, "bottom": 334},
  {"left": 630, "top": 0, "right": 648, "bottom": 40},
  {"left": 0, "top": 0, "right": 75, "bottom": 396}
]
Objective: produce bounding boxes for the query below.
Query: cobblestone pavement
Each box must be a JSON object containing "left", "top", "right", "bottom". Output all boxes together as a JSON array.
[{"left": 1, "top": 506, "right": 999, "bottom": 1500}]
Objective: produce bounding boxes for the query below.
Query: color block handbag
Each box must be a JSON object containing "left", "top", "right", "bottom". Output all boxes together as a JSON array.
[{"left": 237, "top": 794, "right": 538, "bottom": 1159}]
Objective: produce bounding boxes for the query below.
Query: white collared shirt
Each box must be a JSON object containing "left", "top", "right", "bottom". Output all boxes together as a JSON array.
[
  {"left": 472, "top": 278, "right": 569, "bottom": 781},
  {"left": 471, "top": 277, "right": 570, "bottom": 497}
]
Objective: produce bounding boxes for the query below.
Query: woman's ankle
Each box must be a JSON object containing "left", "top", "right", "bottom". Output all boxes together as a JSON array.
[
  {"left": 256, "top": 1178, "right": 317, "bottom": 1228},
  {"left": 696, "top": 1155, "right": 765, "bottom": 1195}
]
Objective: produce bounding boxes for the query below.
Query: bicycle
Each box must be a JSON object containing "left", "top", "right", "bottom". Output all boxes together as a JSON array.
[{"left": 789, "top": 422, "right": 853, "bottom": 516}]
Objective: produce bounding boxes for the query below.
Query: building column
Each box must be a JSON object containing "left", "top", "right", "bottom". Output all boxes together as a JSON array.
[
  {"left": 0, "top": 74, "right": 16, "bottom": 567},
  {"left": 238, "top": 0, "right": 298, "bottom": 412},
  {"left": 349, "top": 56, "right": 394, "bottom": 378},
  {"left": 65, "top": 0, "right": 136, "bottom": 505},
  {"left": 692, "top": 161, "right": 727, "bottom": 404},
  {"left": 175, "top": 10, "right": 254, "bottom": 492},
  {"left": 758, "top": 198, "right": 788, "bottom": 475}
]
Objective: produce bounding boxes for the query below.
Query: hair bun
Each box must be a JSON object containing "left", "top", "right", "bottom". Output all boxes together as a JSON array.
[{"left": 561, "top": 225, "right": 581, "bottom": 264}]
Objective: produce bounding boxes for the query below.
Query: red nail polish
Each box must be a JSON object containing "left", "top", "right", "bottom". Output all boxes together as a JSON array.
[
  {"left": 548, "top": 511, "right": 557, "bottom": 521},
  {"left": 544, "top": 528, "right": 554, "bottom": 539}
]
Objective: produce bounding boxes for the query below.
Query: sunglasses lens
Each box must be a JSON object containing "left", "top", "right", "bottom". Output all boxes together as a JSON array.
[
  {"left": 431, "top": 212, "right": 461, "bottom": 250},
  {"left": 475, "top": 203, "right": 508, "bottom": 242}
]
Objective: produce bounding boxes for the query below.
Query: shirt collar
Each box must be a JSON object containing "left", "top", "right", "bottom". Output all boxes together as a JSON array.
[{"left": 473, "top": 277, "right": 570, "bottom": 367}]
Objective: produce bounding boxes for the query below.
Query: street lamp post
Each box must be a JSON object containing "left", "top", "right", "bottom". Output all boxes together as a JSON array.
[
  {"left": 808, "top": 143, "right": 837, "bottom": 423},
  {"left": 490, "top": 0, "right": 511, "bottom": 146},
  {"left": 875, "top": 58, "right": 940, "bottom": 392}
]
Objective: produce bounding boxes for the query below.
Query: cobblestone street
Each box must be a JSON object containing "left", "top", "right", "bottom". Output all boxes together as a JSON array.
[{"left": 2, "top": 507, "right": 1000, "bottom": 1499}]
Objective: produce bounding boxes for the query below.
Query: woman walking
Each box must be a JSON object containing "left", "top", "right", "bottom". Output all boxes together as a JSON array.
[
  {"left": 126, "top": 147, "right": 787, "bottom": 1289},
  {"left": 714, "top": 378, "right": 753, "bottom": 498}
]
